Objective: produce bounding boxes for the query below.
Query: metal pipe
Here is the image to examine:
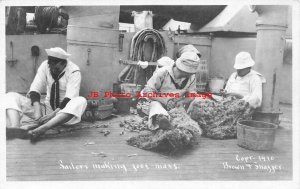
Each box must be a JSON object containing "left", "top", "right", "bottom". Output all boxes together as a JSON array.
[{"left": 252, "top": 5, "right": 288, "bottom": 124}]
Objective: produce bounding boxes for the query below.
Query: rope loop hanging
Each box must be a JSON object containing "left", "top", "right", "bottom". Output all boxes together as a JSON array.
[{"left": 119, "top": 28, "right": 166, "bottom": 85}]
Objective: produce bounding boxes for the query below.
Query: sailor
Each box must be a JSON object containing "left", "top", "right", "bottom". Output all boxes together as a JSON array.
[
  {"left": 141, "top": 51, "right": 200, "bottom": 130},
  {"left": 6, "top": 47, "right": 87, "bottom": 141},
  {"left": 223, "top": 51, "right": 266, "bottom": 108}
]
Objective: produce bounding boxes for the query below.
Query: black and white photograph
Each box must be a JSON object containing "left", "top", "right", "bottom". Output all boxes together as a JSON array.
[{"left": 1, "top": 0, "right": 300, "bottom": 188}]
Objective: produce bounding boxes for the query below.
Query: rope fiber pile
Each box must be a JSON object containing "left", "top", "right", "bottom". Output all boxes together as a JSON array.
[
  {"left": 126, "top": 107, "right": 202, "bottom": 152},
  {"left": 188, "top": 96, "right": 253, "bottom": 139}
]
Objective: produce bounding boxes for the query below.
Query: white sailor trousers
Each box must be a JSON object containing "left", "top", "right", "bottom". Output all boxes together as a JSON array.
[{"left": 5, "top": 92, "right": 87, "bottom": 126}]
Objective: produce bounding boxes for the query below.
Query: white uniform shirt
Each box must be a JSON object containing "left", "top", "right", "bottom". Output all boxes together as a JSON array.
[
  {"left": 225, "top": 70, "right": 265, "bottom": 108},
  {"left": 29, "top": 60, "right": 81, "bottom": 103},
  {"left": 143, "top": 65, "right": 196, "bottom": 105}
]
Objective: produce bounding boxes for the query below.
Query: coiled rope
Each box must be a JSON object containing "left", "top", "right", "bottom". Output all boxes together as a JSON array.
[
  {"left": 119, "top": 28, "right": 166, "bottom": 85},
  {"left": 34, "top": 6, "right": 59, "bottom": 34}
]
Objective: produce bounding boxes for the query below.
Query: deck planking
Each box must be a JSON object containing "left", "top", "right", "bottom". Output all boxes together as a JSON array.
[{"left": 6, "top": 104, "right": 293, "bottom": 181}]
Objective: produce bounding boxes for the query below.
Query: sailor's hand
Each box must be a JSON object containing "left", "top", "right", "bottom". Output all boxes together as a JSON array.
[
  {"left": 176, "top": 98, "right": 191, "bottom": 109},
  {"left": 176, "top": 100, "right": 185, "bottom": 108},
  {"left": 211, "top": 94, "right": 223, "bottom": 102},
  {"left": 219, "top": 89, "right": 227, "bottom": 96},
  {"left": 38, "top": 112, "right": 56, "bottom": 125},
  {"left": 166, "top": 99, "right": 176, "bottom": 110},
  {"left": 137, "top": 61, "right": 149, "bottom": 69}
]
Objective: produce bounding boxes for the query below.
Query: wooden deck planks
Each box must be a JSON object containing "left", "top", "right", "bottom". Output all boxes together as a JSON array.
[{"left": 6, "top": 105, "right": 293, "bottom": 181}]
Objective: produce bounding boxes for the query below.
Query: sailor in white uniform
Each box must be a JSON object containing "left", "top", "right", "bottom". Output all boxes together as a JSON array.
[
  {"left": 6, "top": 47, "right": 87, "bottom": 141},
  {"left": 224, "top": 52, "right": 266, "bottom": 108}
]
